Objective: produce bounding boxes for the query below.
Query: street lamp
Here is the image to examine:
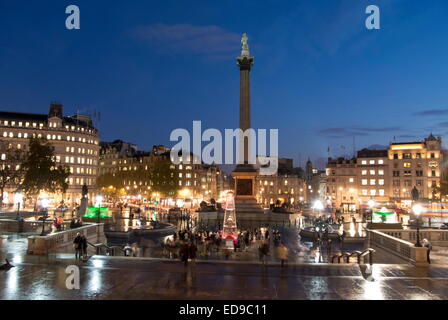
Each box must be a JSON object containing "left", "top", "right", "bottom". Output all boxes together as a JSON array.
[
  {"left": 313, "top": 200, "right": 324, "bottom": 218},
  {"left": 412, "top": 204, "right": 424, "bottom": 247},
  {"left": 95, "top": 194, "right": 103, "bottom": 223},
  {"left": 368, "top": 198, "right": 376, "bottom": 224},
  {"left": 40, "top": 198, "right": 49, "bottom": 236},
  {"left": 14, "top": 192, "right": 23, "bottom": 220}
]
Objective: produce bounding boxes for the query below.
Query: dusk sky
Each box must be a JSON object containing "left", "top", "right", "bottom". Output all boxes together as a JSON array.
[{"left": 1, "top": 0, "right": 448, "bottom": 169}]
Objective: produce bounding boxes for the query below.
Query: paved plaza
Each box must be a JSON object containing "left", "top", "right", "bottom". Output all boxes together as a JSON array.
[{"left": 1, "top": 233, "right": 448, "bottom": 300}]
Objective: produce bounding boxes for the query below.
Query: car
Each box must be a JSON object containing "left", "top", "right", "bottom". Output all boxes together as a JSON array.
[{"left": 440, "top": 223, "right": 448, "bottom": 230}]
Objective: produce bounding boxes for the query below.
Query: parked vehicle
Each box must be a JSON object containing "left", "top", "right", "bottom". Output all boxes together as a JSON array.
[{"left": 440, "top": 223, "right": 448, "bottom": 230}]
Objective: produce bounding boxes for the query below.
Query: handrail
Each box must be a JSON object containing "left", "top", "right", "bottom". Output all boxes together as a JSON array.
[
  {"left": 332, "top": 248, "right": 375, "bottom": 266},
  {"left": 87, "top": 241, "right": 126, "bottom": 256}
]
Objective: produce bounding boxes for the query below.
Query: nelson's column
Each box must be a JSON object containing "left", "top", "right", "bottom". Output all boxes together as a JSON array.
[
  {"left": 231, "top": 34, "right": 289, "bottom": 228},
  {"left": 232, "top": 34, "right": 265, "bottom": 227}
]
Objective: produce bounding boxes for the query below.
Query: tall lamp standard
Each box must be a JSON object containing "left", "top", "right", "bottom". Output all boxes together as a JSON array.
[
  {"left": 14, "top": 192, "right": 23, "bottom": 220},
  {"left": 367, "top": 198, "right": 376, "bottom": 224},
  {"left": 313, "top": 200, "right": 324, "bottom": 218},
  {"left": 412, "top": 204, "right": 424, "bottom": 247},
  {"left": 40, "top": 198, "right": 49, "bottom": 236},
  {"left": 95, "top": 195, "right": 103, "bottom": 225}
]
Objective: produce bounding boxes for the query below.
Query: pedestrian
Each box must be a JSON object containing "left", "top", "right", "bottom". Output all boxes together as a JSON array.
[
  {"left": 124, "top": 243, "right": 132, "bottom": 257},
  {"left": 81, "top": 234, "right": 88, "bottom": 259},
  {"left": 276, "top": 243, "right": 289, "bottom": 267},
  {"left": 188, "top": 241, "right": 197, "bottom": 263},
  {"left": 422, "top": 239, "right": 432, "bottom": 264},
  {"left": 180, "top": 241, "right": 189, "bottom": 266},
  {"left": 73, "top": 233, "right": 82, "bottom": 259}
]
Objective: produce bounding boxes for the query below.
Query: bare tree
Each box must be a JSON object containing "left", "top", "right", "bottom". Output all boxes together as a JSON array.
[{"left": 0, "top": 141, "right": 25, "bottom": 205}]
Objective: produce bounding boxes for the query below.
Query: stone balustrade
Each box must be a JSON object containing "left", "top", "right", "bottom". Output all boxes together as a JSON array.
[
  {"left": 367, "top": 229, "right": 429, "bottom": 267},
  {"left": 379, "top": 229, "right": 448, "bottom": 246},
  {"left": 0, "top": 219, "right": 72, "bottom": 233},
  {"left": 27, "top": 223, "right": 105, "bottom": 255}
]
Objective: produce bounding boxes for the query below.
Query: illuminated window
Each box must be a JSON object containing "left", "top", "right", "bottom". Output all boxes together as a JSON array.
[
  {"left": 404, "top": 162, "right": 411, "bottom": 168},
  {"left": 362, "top": 179, "right": 368, "bottom": 185},
  {"left": 362, "top": 170, "right": 367, "bottom": 175},
  {"left": 378, "top": 170, "right": 384, "bottom": 175}
]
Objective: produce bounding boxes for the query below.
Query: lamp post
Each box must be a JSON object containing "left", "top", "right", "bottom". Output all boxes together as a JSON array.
[
  {"left": 313, "top": 200, "right": 324, "bottom": 219},
  {"left": 368, "top": 198, "right": 376, "bottom": 224},
  {"left": 40, "top": 198, "right": 49, "bottom": 236},
  {"left": 412, "top": 204, "right": 424, "bottom": 247},
  {"left": 14, "top": 192, "right": 23, "bottom": 220},
  {"left": 95, "top": 194, "right": 103, "bottom": 224}
]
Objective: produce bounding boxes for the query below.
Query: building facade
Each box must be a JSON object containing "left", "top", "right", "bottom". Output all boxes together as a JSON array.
[
  {"left": 98, "top": 143, "right": 221, "bottom": 206},
  {"left": 256, "top": 158, "right": 306, "bottom": 208},
  {"left": 326, "top": 134, "right": 444, "bottom": 211},
  {"left": 0, "top": 103, "right": 100, "bottom": 207},
  {"left": 326, "top": 158, "right": 357, "bottom": 212},
  {"left": 388, "top": 135, "right": 443, "bottom": 206}
]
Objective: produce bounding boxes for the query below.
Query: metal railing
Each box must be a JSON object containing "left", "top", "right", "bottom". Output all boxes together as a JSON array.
[
  {"left": 87, "top": 241, "right": 127, "bottom": 256},
  {"left": 331, "top": 248, "right": 375, "bottom": 266}
]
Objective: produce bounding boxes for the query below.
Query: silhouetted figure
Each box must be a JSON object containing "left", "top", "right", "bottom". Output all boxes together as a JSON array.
[
  {"left": 73, "top": 233, "right": 82, "bottom": 259},
  {"left": 0, "top": 259, "right": 14, "bottom": 270},
  {"left": 422, "top": 238, "right": 432, "bottom": 264}
]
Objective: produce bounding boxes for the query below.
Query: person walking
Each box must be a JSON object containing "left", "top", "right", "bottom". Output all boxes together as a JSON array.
[
  {"left": 180, "top": 241, "right": 189, "bottom": 266},
  {"left": 80, "top": 234, "right": 88, "bottom": 259},
  {"left": 188, "top": 241, "right": 197, "bottom": 264},
  {"left": 276, "top": 243, "right": 289, "bottom": 267},
  {"left": 73, "top": 233, "right": 82, "bottom": 260},
  {"left": 422, "top": 238, "right": 432, "bottom": 264}
]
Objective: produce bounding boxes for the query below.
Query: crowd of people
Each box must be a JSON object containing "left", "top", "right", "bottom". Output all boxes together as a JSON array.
[{"left": 161, "top": 227, "right": 290, "bottom": 267}]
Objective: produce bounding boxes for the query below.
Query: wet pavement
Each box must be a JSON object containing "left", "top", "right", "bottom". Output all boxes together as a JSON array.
[
  {"left": 2, "top": 253, "right": 448, "bottom": 300},
  {"left": 1, "top": 233, "right": 448, "bottom": 300}
]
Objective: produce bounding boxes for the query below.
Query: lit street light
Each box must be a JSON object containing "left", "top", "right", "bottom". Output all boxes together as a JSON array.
[
  {"left": 368, "top": 198, "right": 376, "bottom": 224},
  {"left": 412, "top": 204, "right": 424, "bottom": 247},
  {"left": 313, "top": 200, "right": 324, "bottom": 218},
  {"left": 40, "top": 198, "right": 49, "bottom": 236},
  {"left": 95, "top": 194, "right": 103, "bottom": 224},
  {"left": 14, "top": 192, "right": 23, "bottom": 220}
]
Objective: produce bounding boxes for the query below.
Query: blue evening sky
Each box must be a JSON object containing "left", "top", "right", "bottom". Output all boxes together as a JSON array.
[{"left": 1, "top": 0, "right": 448, "bottom": 169}]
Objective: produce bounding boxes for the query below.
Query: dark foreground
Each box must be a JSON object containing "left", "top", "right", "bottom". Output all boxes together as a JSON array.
[{"left": 2, "top": 253, "right": 448, "bottom": 300}]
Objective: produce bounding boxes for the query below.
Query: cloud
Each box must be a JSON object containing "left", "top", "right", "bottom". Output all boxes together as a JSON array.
[
  {"left": 413, "top": 109, "right": 448, "bottom": 116},
  {"left": 319, "top": 126, "right": 398, "bottom": 138},
  {"left": 438, "top": 122, "right": 448, "bottom": 127},
  {"left": 132, "top": 23, "right": 240, "bottom": 55}
]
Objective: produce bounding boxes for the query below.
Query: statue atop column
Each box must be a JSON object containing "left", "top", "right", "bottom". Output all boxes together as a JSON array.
[{"left": 241, "top": 33, "right": 250, "bottom": 57}]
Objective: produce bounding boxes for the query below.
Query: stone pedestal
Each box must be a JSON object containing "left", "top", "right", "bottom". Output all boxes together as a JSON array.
[
  {"left": 79, "top": 196, "right": 88, "bottom": 217},
  {"left": 232, "top": 166, "right": 257, "bottom": 199}
]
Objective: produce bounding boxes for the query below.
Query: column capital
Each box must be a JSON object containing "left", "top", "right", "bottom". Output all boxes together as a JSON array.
[{"left": 237, "top": 56, "right": 254, "bottom": 70}]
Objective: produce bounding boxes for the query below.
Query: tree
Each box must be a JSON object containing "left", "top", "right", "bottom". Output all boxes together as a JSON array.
[
  {"left": 0, "top": 142, "right": 25, "bottom": 205},
  {"left": 96, "top": 172, "right": 126, "bottom": 202},
  {"left": 151, "top": 157, "right": 179, "bottom": 197},
  {"left": 432, "top": 181, "right": 448, "bottom": 201},
  {"left": 19, "top": 138, "right": 70, "bottom": 204}
]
